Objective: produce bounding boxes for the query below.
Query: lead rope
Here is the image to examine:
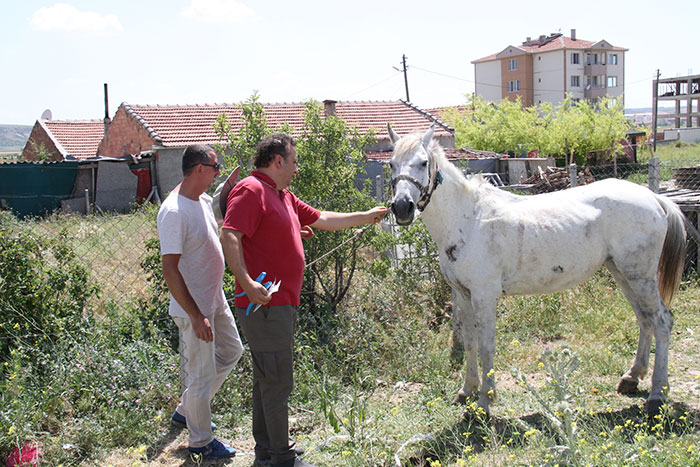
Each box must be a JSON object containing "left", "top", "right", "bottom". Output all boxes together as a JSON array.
[{"left": 304, "top": 224, "right": 372, "bottom": 269}]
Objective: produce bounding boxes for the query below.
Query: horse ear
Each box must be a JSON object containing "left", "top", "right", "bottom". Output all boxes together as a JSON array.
[
  {"left": 421, "top": 124, "right": 435, "bottom": 150},
  {"left": 388, "top": 123, "right": 401, "bottom": 144}
]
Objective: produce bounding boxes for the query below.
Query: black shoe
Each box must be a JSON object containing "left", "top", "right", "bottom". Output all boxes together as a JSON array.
[
  {"left": 271, "top": 457, "right": 316, "bottom": 467},
  {"left": 255, "top": 448, "right": 306, "bottom": 466}
]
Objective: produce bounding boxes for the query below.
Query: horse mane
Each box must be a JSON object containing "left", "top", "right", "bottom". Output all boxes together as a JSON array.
[{"left": 392, "top": 133, "right": 489, "bottom": 194}]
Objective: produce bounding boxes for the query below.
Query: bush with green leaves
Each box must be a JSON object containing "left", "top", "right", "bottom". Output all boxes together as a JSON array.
[
  {"left": 444, "top": 94, "right": 631, "bottom": 165},
  {"left": 0, "top": 211, "right": 98, "bottom": 364}
]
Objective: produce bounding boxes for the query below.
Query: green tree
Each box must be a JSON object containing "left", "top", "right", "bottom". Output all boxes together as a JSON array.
[
  {"left": 213, "top": 96, "right": 380, "bottom": 340},
  {"left": 444, "top": 94, "right": 630, "bottom": 165},
  {"left": 292, "top": 101, "right": 377, "bottom": 334}
]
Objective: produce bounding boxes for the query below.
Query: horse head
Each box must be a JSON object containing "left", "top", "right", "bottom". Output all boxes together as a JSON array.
[{"left": 388, "top": 123, "right": 436, "bottom": 225}]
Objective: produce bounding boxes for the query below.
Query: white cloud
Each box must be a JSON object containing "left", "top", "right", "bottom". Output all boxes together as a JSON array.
[
  {"left": 30, "top": 3, "right": 123, "bottom": 34},
  {"left": 180, "top": 0, "right": 256, "bottom": 23}
]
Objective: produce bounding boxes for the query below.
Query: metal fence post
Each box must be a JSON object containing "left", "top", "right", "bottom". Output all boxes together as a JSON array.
[
  {"left": 568, "top": 163, "right": 578, "bottom": 188},
  {"left": 375, "top": 175, "right": 383, "bottom": 203},
  {"left": 649, "top": 157, "right": 660, "bottom": 193}
]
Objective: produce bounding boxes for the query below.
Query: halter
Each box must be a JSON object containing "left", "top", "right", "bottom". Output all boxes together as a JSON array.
[{"left": 391, "top": 164, "right": 443, "bottom": 212}]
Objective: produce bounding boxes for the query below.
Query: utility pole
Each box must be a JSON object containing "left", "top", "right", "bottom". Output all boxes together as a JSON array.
[
  {"left": 652, "top": 69, "right": 660, "bottom": 151},
  {"left": 401, "top": 54, "right": 410, "bottom": 102}
]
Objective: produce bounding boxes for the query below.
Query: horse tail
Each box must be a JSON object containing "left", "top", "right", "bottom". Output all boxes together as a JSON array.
[{"left": 654, "top": 193, "right": 686, "bottom": 307}]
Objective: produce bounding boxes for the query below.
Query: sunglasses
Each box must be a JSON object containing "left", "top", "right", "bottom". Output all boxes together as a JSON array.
[{"left": 200, "top": 162, "right": 222, "bottom": 171}]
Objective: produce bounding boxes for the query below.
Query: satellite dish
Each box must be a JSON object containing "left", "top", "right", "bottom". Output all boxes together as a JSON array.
[{"left": 41, "top": 109, "right": 52, "bottom": 120}]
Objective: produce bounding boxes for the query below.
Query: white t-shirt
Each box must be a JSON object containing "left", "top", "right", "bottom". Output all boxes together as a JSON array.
[{"left": 157, "top": 192, "right": 226, "bottom": 318}]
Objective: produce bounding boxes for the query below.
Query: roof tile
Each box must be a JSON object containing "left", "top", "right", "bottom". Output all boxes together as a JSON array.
[
  {"left": 43, "top": 120, "right": 105, "bottom": 160},
  {"left": 126, "top": 100, "right": 453, "bottom": 147}
]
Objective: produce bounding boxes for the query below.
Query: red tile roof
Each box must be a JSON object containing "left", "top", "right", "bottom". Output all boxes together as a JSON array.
[
  {"left": 123, "top": 100, "right": 453, "bottom": 148},
  {"left": 366, "top": 147, "right": 504, "bottom": 162},
  {"left": 473, "top": 34, "right": 627, "bottom": 63},
  {"left": 427, "top": 106, "right": 471, "bottom": 123},
  {"left": 43, "top": 120, "right": 105, "bottom": 160}
]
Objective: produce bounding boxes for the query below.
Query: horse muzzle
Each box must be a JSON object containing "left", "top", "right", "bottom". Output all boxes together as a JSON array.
[{"left": 391, "top": 195, "right": 415, "bottom": 225}]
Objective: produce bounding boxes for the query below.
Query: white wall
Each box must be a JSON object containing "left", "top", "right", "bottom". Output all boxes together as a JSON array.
[
  {"left": 475, "top": 60, "right": 502, "bottom": 103},
  {"left": 605, "top": 51, "right": 624, "bottom": 101},
  {"left": 533, "top": 50, "right": 565, "bottom": 105}
]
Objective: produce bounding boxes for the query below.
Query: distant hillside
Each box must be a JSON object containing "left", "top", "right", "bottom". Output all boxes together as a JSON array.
[{"left": 0, "top": 124, "right": 32, "bottom": 153}]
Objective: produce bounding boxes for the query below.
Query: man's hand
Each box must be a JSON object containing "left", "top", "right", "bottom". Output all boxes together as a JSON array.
[
  {"left": 191, "top": 314, "right": 213, "bottom": 342},
  {"left": 242, "top": 280, "right": 272, "bottom": 306},
  {"left": 300, "top": 225, "right": 315, "bottom": 239},
  {"left": 367, "top": 206, "right": 390, "bottom": 224}
]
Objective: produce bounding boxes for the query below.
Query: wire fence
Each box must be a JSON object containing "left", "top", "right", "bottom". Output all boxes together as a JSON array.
[
  {"left": 4, "top": 156, "right": 700, "bottom": 317},
  {"left": 376, "top": 157, "right": 700, "bottom": 279}
]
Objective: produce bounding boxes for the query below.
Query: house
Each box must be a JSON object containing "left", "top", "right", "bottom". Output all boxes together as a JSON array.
[
  {"left": 97, "top": 99, "right": 456, "bottom": 199},
  {"left": 472, "top": 29, "right": 627, "bottom": 107},
  {"left": 22, "top": 119, "right": 106, "bottom": 161}
]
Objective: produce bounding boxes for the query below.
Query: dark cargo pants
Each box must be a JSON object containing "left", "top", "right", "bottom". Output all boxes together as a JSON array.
[{"left": 236, "top": 305, "right": 297, "bottom": 465}]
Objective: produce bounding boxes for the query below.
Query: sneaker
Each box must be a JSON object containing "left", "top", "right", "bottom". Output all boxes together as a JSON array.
[
  {"left": 188, "top": 438, "right": 236, "bottom": 459},
  {"left": 271, "top": 456, "right": 316, "bottom": 467},
  {"left": 170, "top": 410, "right": 216, "bottom": 431}
]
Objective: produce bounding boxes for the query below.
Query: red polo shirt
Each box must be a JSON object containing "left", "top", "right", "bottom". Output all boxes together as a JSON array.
[{"left": 222, "top": 171, "right": 320, "bottom": 308}]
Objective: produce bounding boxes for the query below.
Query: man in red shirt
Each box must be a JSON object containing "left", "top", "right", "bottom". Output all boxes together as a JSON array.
[{"left": 221, "top": 133, "right": 388, "bottom": 467}]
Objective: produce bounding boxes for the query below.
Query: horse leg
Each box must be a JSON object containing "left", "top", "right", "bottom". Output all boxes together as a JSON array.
[
  {"left": 450, "top": 289, "right": 465, "bottom": 365},
  {"left": 472, "top": 292, "right": 499, "bottom": 415},
  {"left": 608, "top": 261, "right": 673, "bottom": 413},
  {"left": 451, "top": 289, "right": 479, "bottom": 405},
  {"left": 605, "top": 261, "right": 652, "bottom": 394}
]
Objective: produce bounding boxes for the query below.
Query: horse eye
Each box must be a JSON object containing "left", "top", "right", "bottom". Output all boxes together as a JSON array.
[{"left": 421, "top": 160, "right": 428, "bottom": 167}]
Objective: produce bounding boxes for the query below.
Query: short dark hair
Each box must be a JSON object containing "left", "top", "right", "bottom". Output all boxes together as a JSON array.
[
  {"left": 182, "top": 144, "right": 215, "bottom": 176},
  {"left": 254, "top": 133, "right": 295, "bottom": 168}
]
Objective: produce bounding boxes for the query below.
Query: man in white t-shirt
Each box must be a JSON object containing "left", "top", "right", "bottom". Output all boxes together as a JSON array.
[{"left": 157, "top": 144, "right": 242, "bottom": 459}]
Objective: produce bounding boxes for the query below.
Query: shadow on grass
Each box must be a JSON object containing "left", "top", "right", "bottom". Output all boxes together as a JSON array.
[
  {"left": 409, "top": 400, "right": 700, "bottom": 466},
  {"left": 145, "top": 424, "right": 237, "bottom": 467}
]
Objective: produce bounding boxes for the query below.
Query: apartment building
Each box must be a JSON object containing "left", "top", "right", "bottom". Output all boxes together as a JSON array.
[{"left": 471, "top": 30, "right": 627, "bottom": 107}]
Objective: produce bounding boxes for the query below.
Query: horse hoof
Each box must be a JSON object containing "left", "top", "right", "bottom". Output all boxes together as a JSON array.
[
  {"left": 646, "top": 399, "right": 665, "bottom": 418},
  {"left": 453, "top": 393, "right": 468, "bottom": 405},
  {"left": 617, "top": 379, "right": 638, "bottom": 394}
]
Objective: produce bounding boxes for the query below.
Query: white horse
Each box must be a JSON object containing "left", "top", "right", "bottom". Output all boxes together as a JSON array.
[{"left": 388, "top": 124, "right": 686, "bottom": 416}]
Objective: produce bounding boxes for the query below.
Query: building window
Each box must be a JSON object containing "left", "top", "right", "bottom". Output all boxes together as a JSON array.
[
  {"left": 509, "top": 58, "right": 518, "bottom": 70},
  {"left": 607, "top": 76, "right": 617, "bottom": 87},
  {"left": 593, "top": 53, "right": 598, "bottom": 65},
  {"left": 609, "top": 54, "right": 618, "bottom": 65},
  {"left": 508, "top": 80, "right": 521, "bottom": 92},
  {"left": 571, "top": 53, "right": 580, "bottom": 64},
  {"left": 571, "top": 75, "right": 580, "bottom": 87},
  {"left": 586, "top": 53, "right": 591, "bottom": 65}
]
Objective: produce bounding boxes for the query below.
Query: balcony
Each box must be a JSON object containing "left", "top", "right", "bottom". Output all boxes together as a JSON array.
[
  {"left": 584, "top": 86, "right": 607, "bottom": 100},
  {"left": 584, "top": 64, "right": 606, "bottom": 76}
]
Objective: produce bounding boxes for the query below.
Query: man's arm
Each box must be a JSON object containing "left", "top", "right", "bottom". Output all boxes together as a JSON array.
[
  {"left": 220, "top": 228, "right": 271, "bottom": 306},
  {"left": 310, "top": 206, "right": 390, "bottom": 231},
  {"left": 161, "top": 254, "right": 213, "bottom": 342}
]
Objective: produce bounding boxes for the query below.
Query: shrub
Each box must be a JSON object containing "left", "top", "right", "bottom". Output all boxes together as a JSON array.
[{"left": 0, "top": 211, "right": 98, "bottom": 365}]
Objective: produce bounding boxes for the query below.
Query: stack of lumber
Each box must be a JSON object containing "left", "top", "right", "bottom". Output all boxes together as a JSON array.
[
  {"left": 521, "top": 166, "right": 595, "bottom": 193},
  {"left": 672, "top": 166, "right": 700, "bottom": 189}
]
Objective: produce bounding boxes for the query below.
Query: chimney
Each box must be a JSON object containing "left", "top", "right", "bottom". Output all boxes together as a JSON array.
[
  {"left": 571, "top": 29, "right": 576, "bottom": 40},
  {"left": 103, "top": 83, "right": 111, "bottom": 134},
  {"left": 323, "top": 99, "right": 337, "bottom": 117},
  {"left": 526, "top": 36, "right": 531, "bottom": 42}
]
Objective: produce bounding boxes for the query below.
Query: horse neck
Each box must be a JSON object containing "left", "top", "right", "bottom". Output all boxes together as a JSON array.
[{"left": 420, "top": 170, "right": 478, "bottom": 245}]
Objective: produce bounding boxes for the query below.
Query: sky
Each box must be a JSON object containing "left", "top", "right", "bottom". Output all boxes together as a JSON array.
[{"left": 1, "top": 0, "right": 698, "bottom": 125}]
